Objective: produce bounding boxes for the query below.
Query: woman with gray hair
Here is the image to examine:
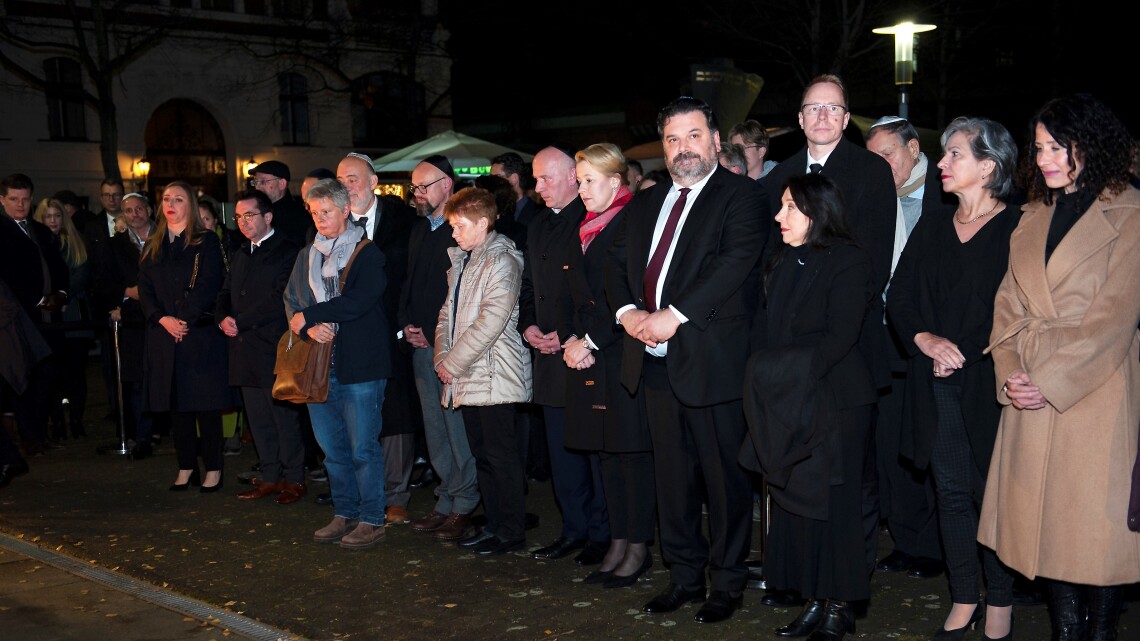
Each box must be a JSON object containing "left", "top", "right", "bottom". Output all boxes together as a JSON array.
[
  {"left": 886, "top": 116, "right": 1020, "bottom": 641},
  {"left": 284, "top": 178, "right": 392, "bottom": 550}
]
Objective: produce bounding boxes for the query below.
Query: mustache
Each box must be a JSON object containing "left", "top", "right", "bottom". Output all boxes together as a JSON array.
[{"left": 671, "top": 151, "right": 703, "bottom": 164}]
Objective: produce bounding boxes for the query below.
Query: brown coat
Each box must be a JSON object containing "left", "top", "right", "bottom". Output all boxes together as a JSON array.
[{"left": 980, "top": 186, "right": 1140, "bottom": 585}]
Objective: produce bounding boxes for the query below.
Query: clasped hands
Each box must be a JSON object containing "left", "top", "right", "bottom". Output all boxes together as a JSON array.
[
  {"left": 562, "top": 337, "right": 595, "bottom": 370},
  {"left": 915, "top": 332, "right": 964, "bottom": 378},
  {"left": 289, "top": 312, "right": 335, "bottom": 344},
  {"left": 619, "top": 309, "right": 680, "bottom": 348},
  {"left": 159, "top": 315, "right": 189, "bottom": 342},
  {"left": 1004, "top": 368, "right": 1047, "bottom": 410}
]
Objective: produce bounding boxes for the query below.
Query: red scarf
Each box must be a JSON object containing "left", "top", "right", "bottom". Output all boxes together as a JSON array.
[{"left": 579, "top": 187, "right": 632, "bottom": 252}]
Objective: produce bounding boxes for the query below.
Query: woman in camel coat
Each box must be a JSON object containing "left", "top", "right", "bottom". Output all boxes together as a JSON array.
[{"left": 980, "top": 94, "right": 1140, "bottom": 641}]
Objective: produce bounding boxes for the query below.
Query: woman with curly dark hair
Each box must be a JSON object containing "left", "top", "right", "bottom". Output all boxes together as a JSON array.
[{"left": 980, "top": 94, "right": 1140, "bottom": 641}]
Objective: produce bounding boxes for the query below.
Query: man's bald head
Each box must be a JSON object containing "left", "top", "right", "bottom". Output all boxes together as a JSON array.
[{"left": 532, "top": 147, "right": 579, "bottom": 210}]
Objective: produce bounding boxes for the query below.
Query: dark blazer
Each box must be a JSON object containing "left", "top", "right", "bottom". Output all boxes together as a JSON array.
[
  {"left": 397, "top": 216, "right": 456, "bottom": 347},
  {"left": 741, "top": 242, "right": 877, "bottom": 519},
  {"left": 760, "top": 137, "right": 897, "bottom": 387},
  {"left": 606, "top": 165, "right": 767, "bottom": 407},
  {"left": 93, "top": 231, "right": 149, "bottom": 381},
  {"left": 558, "top": 206, "right": 649, "bottom": 452},
  {"left": 0, "top": 215, "right": 70, "bottom": 320},
  {"left": 270, "top": 193, "right": 315, "bottom": 249},
  {"left": 138, "top": 231, "right": 230, "bottom": 412},
  {"left": 215, "top": 231, "right": 299, "bottom": 389},
  {"left": 519, "top": 197, "right": 587, "bottom": 407},
  {"left": 295, "top": 242, "right": 393, "bottom": 385},
  {"left": 887, "top": 204, "right": 1021, "bottom": 473}
]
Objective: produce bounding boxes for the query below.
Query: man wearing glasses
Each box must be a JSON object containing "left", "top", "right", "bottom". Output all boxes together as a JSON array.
[
  {"left": 247, "top": 160, "right": 313, "bottom": 248},
  {"left": 756, "top": 73, "right": 897, "bottom": 608}
]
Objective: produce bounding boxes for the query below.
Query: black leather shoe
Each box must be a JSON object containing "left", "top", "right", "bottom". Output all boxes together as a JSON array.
[
  {"left": 643, "top": 583, "right": 706, "bottom": 614},
  {"left": 694, "top": 590, "right": 742, "bottom": 624},
  {"left": 762, "top": 589, "right": 807, "bottom": 607},
  {"left": 314, "top": 492, "right": 334, "bottom": 506},
  {"left": 876, "top": 549, "right": 913, "bottom": 573},
  {"left": 457, "top": 529, "right": 496, "bottom": 549},
  {"left": 807, "top": 599, "right": 855, "bottom": 641},
  {"left": 474, "top": 536, "right": 526, "bottom": 556},
  {"left": 776, "top": 598, "right": 826, "bottom": 637},
  {"left": 409, "top": 467, "right": 437, "bottom": 489},
  {"left": 907, "top": 556, "right": 944, "bottom": 579},
  {"left": 574, "top": 539, "right": 609, "bottom": 565},
  {"left": 0, "top": 459, "right": 30, "bottom": 489},
  {"left": 532, "top": 536, "right": 586, "bottom": 560}
]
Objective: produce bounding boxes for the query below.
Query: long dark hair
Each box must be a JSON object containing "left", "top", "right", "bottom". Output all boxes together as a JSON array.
[
  {"left": 765, "top": 173, "right": 853, "bottom": 279},
  {"left": 1022, "top": 94, "right": 1136, "bottom": 205}
]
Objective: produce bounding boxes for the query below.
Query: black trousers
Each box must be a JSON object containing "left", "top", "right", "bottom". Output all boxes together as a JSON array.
[
  {"left": 599, "top": 450, "right": 655, "bottom": 543},
  {"left": 643, "top": 356, "right": 751, "bottom": 594},
  {"left": 463, "top": 403, "right": 526, "bottom": 542},
  {"left": 171, "top": 410, "right": 224, "bottom": 473},
  {"left": 241, "top": 386, "right": 304, "bottom": 484}
]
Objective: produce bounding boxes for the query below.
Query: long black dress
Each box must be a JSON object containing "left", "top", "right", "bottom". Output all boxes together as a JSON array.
[{"left": 742, "top": 241, "right": 877, "bottom": 600}]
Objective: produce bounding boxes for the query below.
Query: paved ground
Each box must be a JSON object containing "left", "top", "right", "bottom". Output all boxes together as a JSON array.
[{"left": 1, "top": 363, "right": 1138, "bottom": 641}]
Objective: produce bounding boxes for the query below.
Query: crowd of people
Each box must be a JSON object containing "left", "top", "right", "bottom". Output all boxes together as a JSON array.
[{"left": 2, "top": 75, "right": 1138, "bottom": 641}]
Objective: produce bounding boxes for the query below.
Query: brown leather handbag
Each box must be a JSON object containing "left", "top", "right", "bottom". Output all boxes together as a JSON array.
[{"left": 272, "top": 239, "right": 370, "bottom": 403}]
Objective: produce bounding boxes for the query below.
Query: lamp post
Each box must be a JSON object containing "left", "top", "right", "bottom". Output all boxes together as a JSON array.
[
  {"left": 872, "top": 21, "right": 936, "bottom": 120},
  {"left": 133, "top": 157, "right": 150, "bottom": 192}
]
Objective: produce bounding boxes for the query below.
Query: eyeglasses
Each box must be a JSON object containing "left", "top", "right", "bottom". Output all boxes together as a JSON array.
[
  {"left": 801, "top": 103, "right": 847, "bottom": 117},
  {"left": 410, "top": 176, "right": 446, "bottom": 194},
  {"left": 249, "top": 178, "right": 281, "bottom": 188},
  {"left": 234, "top": 212, "right": 264, "bottom": 223}
]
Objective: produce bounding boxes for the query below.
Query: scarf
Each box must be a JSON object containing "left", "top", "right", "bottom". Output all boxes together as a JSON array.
[
  {"left": 896, "top": 152, "right": 927, "bottom": 198},
  {"left": 580, "top": 187, "right": 632, "bottom": 252},
  {"left": 307, "top": 224, "right": 364, "bottom": 304}
]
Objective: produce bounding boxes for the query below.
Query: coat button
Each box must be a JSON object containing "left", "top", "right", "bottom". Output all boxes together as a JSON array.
[{"left": 538, "top": 294, "right": 545, "bottom": 301}]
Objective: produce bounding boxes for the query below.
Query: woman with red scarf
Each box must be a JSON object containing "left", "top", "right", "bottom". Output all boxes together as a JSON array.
[{"left": 561, "top": 143, "right": 655, "bottom": 588}]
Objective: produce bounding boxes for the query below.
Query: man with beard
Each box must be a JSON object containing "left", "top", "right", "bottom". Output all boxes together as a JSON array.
[
  {"left": 331, "top": 152, "right": 421, "bottom": 524},
  {"left": 522, "top": 145, "right": 610, "bottom": 566},
  {"left": 400, "top": 156, "right": 480, "bottom": 542},
  {"left": 606, "top": 97, "right": 765, "bottom": 624}
]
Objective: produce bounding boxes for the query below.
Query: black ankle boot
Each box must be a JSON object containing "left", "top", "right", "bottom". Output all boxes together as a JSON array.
[
  {"left": 775, "top": 598, "right": 825, "bottom": 637},
  {"left": 807, "top": 599, "right": 855, "bottom": 641},
  {"left": 1047, "top": 580, "right": 1087, "bottom": 641},
  {"left": 1084, "top": 585, "right": 1123, "bottom": 641}
]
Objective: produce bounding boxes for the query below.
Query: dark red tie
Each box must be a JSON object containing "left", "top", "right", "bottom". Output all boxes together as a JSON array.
[{"left": 643, "top": 187, "right": 689, "bottom": 312}]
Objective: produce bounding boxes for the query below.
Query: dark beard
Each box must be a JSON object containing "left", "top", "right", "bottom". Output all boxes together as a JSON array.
[
  {"left": 415, "top": 201, "right": 435, "bottom": 218},
  {"left": 667, "top": 151, "right": 716, "bottom": 182}
]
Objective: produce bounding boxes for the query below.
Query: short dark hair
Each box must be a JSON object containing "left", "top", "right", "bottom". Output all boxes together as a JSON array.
[
  {"left": 627, "top": 159, "right": 643, "bottom": 174},
  {"left": 1, "top": 173, "right": 34, "bottom": 196},
  {"left": 728, "top": 120, "right": 770, "bottom": 148},
  {"left": 491, "top": 152, "right": 529, "bottom": 179},
  {"left": 474, "top": 174, "right": 516, "bottom": 221},
  {"left": 233, "top": 189, "right": 274, "bottom": 216},
  {"left": 100, "top": 178, "right": 125, "bottom": 191},
  {"left": 657, "top": 96, "right": 718, "bottom": 138},
  {"left": 306, "top": 167, "right": 336, "bottom": 181}
]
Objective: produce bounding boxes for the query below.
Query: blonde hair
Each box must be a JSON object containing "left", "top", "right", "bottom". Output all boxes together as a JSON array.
[
  {"left": 34, "top": 197, "right": 87, "bottom": 266},
  {"left": 575, "top": 143, "right": 629, "bottom": 185},
  {"left": 141, "top": 181, "right": 205, "bottom": 263}
]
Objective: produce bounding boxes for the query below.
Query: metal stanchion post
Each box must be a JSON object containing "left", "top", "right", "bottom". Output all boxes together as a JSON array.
[{"left": 97, "top": 319, "right": 129, "bottom": 456}]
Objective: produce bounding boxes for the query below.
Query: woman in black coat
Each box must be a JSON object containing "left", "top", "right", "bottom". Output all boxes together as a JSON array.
[
  {"left": 138, "top": 181, "right": 230, "bottom": 493},
  {"left": 742, "top": 173, "right": 876, "bottom": 641},
  {"left": 560, "top": 144, "right": 654, "bottom": 587}
]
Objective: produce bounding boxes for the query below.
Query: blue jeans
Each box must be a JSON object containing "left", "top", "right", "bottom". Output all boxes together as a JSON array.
[{"left": 308, "top": 372, "right": 387, "bottom": 526}]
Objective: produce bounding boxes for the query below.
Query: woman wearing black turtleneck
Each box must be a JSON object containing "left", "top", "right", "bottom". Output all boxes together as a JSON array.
[
  {"left": 981, "top": 94, "right": 1140, "bottom": 641},
  {"left": 742, "top": 173, "right": 876, "bottom": 641}
]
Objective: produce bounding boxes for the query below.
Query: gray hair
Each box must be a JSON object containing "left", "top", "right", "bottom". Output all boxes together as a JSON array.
[
  {"left": 306, "top": 178, "right": 351, "bottom": 210},
  {"left": 719, "top": 143, "right": 747, "bottom": 175},
  {"left": 940, "top": 116, "right": 1018, "bottom": 200}
]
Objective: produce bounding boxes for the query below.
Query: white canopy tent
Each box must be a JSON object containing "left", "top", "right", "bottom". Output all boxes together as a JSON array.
[{"left": 371, "top": 130, "right": 533, "bottom": 178}]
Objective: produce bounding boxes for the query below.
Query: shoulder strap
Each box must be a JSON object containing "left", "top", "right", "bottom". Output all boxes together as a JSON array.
[{"left": 338, "top": 238, "right": 372, "bottom": 291}]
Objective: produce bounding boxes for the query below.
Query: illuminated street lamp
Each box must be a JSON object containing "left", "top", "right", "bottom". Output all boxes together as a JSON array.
[{"left": 873, "top": 21, "right": 936, "bottom": 119}]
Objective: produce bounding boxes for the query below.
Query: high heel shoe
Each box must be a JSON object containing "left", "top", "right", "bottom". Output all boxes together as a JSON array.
[
  {"left": 583, "top": 569, "right": 615, "bottom": 584},
  {"left": 603, "top": 552, "right": 652, "bottom": 588},
  {"left": 776, "top": 598, "right": 826, "bottom": 637},
  {"left": 200, "top": 471, "right": 223, "bottom": 494},
  {"left": 933, "top": 602, "right": 984, "bottom": 640},
  {"left": 169, "top": 468, "right": 201, "bottom": 492}
]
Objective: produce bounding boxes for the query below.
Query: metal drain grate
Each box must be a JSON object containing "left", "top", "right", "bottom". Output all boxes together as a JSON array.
[{"left": 0, "top": 532, "right": 308, "bottom": 641}]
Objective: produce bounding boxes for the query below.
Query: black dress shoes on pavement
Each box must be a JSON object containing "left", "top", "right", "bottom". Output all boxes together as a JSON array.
[
  {"left": 643, "top": 583, "right": 707, "bottom": 614},
  {"left": 532, "top": 536, "right": 586, "bottom": 560},
  {"left": 876, "top": 549, "right": 913, "bottom": 573},
  {"left": 471, "top": 535, "right": 526, "bottom": 556},
  {"left": 694, "top": 590, "right": 743, "bottom": 624},
  {"left": 762, "top": 588, "right": 807, "bottom": 607},
  {"left": 906, "top": 556, "right": 944, "bottom": 579},
  {"left": 806, "top": 599, "right": 855, "bottom": 641},
  {"left": 457, "top": 529, "right": 497, "bottom": 549},
  {"left": 776, "top": 598, "right": 826, "bottom": 637},
  {"left": 0, "top": 459, "right": 30, "bottom": 489},
  {"left": 574, "top": 539, "right": 609, "bottom": 565}
]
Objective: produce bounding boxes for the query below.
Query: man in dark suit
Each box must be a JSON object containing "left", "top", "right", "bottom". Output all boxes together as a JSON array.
[
  {"left": 491, "top": 151, "right": 541, "bottom": 231},
  {"left": 336, "top": 152, "right": 422, "bottom": 524},
  {"left": 522, "top": 145, "right": 610, "bottom": 565},
  {"left": 248, "top": 160, "right": 315, "bottom": 248},
  {"left": 85, "top": 178, "right": 127, "bottom": 425},
  {"left": 759, "top": 75, "right": 898, "bottom": 599},
  {"left": 863, "top": 116, "right": 953, "bottom": 579},
  {"left": 606, "top": 97, "right": 766, "bottom": 624},
  {"left": 217, "top": 190, "right": 306, "bottom": 505},
  {"left": 93, "top": 191, "right": 156, "bottom": 459},
  {"left": 1, "top": 173, "right": 69, "bottom": 456}
]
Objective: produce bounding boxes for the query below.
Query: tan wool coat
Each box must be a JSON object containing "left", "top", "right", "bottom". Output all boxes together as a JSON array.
[{"left": 980, "top": 186, "right": 1140, "bottom": 585}]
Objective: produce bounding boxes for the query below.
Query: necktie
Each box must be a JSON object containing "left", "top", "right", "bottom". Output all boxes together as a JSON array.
[
  {"left": 353, "top": 216, "right": 369, "bottom": 240},
  {"left": 643, "top": 187, "right": 690, "bottom": 312},
  {"left": 16, "top": 219, "right": 31, "bottom": 237},
  {"left": 809, "top": 163, "right": 823, "bottom": 174}
]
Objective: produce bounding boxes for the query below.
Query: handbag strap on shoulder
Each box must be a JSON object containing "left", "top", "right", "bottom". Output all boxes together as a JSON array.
[{"left": 338, "top": 238, "right": 371, "bottom": 291}]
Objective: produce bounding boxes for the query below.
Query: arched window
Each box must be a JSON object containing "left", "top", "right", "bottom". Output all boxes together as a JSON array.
[
  {"left": 279, "top": 72, "right": 310, "bottom": 145},
  {"left": 351, "top": 71, "right": 425, "bottom": 149},
  {"left": 43, "top": 57, "right": 86, "bottom": 141}
]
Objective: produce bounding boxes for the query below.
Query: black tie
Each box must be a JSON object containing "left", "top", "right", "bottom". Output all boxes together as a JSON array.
[
  {"left": 16, "top": 219, "right": 31, "bottom": 237},
  {"left": 809, "top": 163, "right": 823, "bottom": 174},
  {"left": 354, "top": 216, "right": 369, "bottom": 240}
]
